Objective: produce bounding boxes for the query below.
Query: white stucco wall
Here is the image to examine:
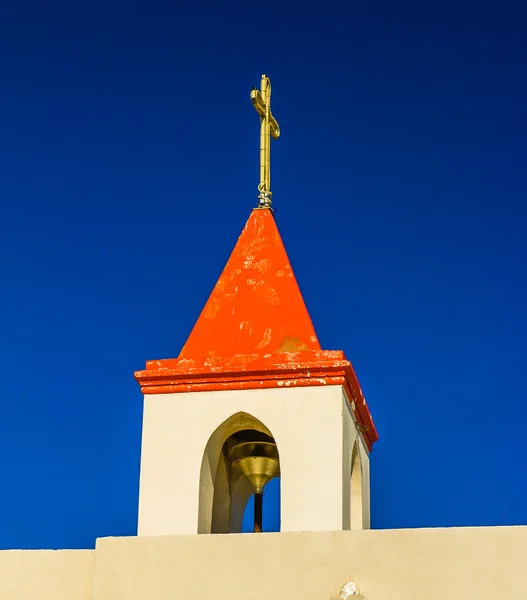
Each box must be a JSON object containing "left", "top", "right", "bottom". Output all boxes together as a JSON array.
[{"left": 138, "top": 385, "right": 368, "bottom": 535}]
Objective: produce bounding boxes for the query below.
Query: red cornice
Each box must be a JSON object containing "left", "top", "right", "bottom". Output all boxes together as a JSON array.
[{"left": 134, "top": 350, "right": 378, "bottom": 451}]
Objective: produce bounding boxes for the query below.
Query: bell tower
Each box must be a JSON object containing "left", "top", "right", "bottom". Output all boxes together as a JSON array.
[
  {"left": 134, "top": 208, "right": 377, "bottom": 535},
  {"left": 134, "top": 75, "right": 378, "bottom": 537}
]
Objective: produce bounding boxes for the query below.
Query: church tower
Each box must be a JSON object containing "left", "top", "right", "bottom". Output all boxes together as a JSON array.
[{"left": 134, "top": 75, "right": 378, "bottom": 537}]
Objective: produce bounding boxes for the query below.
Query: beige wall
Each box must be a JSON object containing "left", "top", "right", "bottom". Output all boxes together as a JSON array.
[
  {"left": 93, "top": 527, "right": 527, "bottom": 600},
  {"left": 0, "top": 550, "right": 94, "bottom": 600},
  {"left": 2, "top": 527, "right": 526, "bottom": 599}
]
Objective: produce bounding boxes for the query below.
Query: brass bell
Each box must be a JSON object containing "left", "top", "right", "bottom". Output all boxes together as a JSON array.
[{"left": 231, "top": 441, "right": 280, "bottom": 532}]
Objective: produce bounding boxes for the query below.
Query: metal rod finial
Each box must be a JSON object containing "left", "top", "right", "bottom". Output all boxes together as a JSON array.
[{"left": 251, "top": 74, "right": 280, "bottom": 208}]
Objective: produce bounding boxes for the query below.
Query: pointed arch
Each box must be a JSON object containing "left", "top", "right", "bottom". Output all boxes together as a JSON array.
[
  {"left": 198, "top": 411, "right": 280, "bottom": 534},
  {"left": 350, "top": 441, "right": 363, "bottom": 529}
]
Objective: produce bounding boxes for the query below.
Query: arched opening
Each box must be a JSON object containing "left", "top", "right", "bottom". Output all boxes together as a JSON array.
[
  {"left": 198, "top": 412, "right": 281, "bottom": 534},
  {"left": 350, "top": 441, "right": 363, "bottom": 529}
]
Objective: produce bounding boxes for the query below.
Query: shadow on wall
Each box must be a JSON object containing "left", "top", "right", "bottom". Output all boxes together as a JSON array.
[{"left": 350, "top": 441, "right": 363, "bottom": 530}]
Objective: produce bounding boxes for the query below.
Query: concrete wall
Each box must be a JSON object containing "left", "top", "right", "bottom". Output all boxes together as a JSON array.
[
  {"left": 0, "top": 550, "right": 94, "bottom": 600},
  {"left": 93, "top": 527, "right": 527, "bottom": 600}
]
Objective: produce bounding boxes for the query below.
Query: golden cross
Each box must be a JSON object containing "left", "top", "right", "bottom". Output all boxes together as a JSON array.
[{"left": 251, "top": 74, "right": 280, "bottom": 207}]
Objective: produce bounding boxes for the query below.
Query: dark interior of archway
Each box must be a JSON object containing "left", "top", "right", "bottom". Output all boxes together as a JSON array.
[
  {"left": 221, "top": 429, "right": 276, "bottom": 463},
  {"left": 229, "top": 429, "right": 275, "bottom": 444}
]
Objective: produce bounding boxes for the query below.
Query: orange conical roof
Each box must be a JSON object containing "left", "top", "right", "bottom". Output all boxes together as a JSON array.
[{"left": 179, "top": 208, "right": 320, "bottom": 359}]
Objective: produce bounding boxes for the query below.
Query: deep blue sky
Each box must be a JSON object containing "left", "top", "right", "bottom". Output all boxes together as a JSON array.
[{"left": 1, "top": 0, "right": 526, "bottom": 549}]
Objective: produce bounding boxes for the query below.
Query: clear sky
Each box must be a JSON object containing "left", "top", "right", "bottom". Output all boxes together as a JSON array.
[{"left": 0, "top": 0, "right": 525, "bottom": 549}]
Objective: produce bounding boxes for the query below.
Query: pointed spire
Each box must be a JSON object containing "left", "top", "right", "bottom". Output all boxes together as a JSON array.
[{"left": 179, "top": 208, "right": 320, "bottom": 359}]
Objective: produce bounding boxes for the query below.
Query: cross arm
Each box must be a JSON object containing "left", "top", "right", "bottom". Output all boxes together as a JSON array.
[
  {"left": 251, "top": 88, "right": 266, "bottom": 117},
  {"left": 251, "top": 89, "right": 280, "bottom": 140},
  {"left": 269, "top": 115, "right": 280, "bottom": 140}
]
